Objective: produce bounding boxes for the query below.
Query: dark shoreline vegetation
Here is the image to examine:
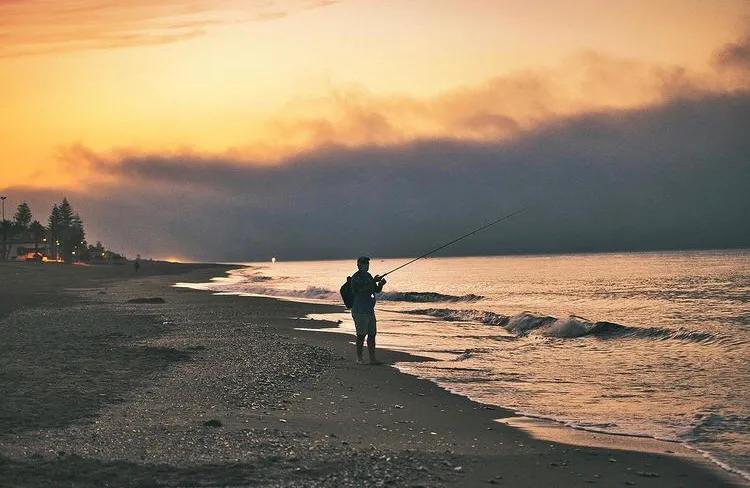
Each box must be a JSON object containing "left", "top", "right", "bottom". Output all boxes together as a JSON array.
[
  {"left": 0, "top": 261, "right": 743, "bottom": 487},
  {"left": 1, "top": 198, "right": 124, "bottom": 264}
]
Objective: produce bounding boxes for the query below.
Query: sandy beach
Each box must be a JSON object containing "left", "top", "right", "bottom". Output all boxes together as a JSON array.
[{"left": 0, "top": 261, "right": 744, "bottom": 487}]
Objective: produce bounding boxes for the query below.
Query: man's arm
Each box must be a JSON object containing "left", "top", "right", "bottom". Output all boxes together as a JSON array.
[
  {"left": 351, "top": 273, "right": 374, "bottom": 294},
  {"left": 374, "top": 275, "right": 386, "bottom": 293}
]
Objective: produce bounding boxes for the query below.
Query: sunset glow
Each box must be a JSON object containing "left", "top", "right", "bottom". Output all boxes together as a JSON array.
[
  {"left": 2, "top": 0, "right": 748, "bottom": 189},
  {"left": 2, "top": 4, "right": 749, "bottom": 484}
]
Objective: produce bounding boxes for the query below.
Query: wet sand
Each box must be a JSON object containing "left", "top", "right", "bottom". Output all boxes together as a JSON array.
[{"left": 0, "top": 261, "right": 744, "bottom": 487}]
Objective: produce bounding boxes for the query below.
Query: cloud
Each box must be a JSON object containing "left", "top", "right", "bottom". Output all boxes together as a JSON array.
[
  {"left": 6, "top": 89, "right": 749, "bottom": 261},
  {"left": 715, "top": 35, "right": 750, "bottom": 71},
  {"left": 0, "top": 0, "right": 339, "bottom": 57},
  {"left": 3, "top": 30, "right": 748, "bottom": 260},
  {"left": 218, "top": 48, "right": 750, "bottom": 163}
]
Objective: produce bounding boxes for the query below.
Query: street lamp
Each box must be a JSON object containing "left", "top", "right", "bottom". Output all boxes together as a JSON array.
[{"left": 0, "top": 196, "right": 5, "bottom": 262}]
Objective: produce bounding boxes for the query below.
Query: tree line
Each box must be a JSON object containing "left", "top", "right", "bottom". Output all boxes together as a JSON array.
[{"left": 1, "top": 198, "right": 124, "bottom": 263}]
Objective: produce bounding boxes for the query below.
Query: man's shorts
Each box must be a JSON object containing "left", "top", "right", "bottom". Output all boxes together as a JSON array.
[{"left": 352, "top": 313, "right": 377, "bottom": 336}]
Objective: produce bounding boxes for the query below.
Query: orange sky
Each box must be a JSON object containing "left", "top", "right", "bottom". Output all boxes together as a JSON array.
[{"left": 1, "top": 0, "right": 748, "bottom": 189}]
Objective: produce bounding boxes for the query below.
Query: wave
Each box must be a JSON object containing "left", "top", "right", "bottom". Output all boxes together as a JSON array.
[
  {"left": 379, "top": 291, "right": 484, "bottom": 303},
  {"left": 681, "top": 412, "right": 750, "bottom": 482},
  {"left": 221, "top": 283, "right": 485, "bottom": 304},
  {"left": 405, "top": 308, "right": 510, "bottom": 326},
  {"left": 252, "top": 285, "right": 341, "bottom": 301},
  {"left": 404, "top": 309, "right": 725, "bottom": 343},
  {"left": 247, "top": 274, "right": 273, "bottom": 282}
]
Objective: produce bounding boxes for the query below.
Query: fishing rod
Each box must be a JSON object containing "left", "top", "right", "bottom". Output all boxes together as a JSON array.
[{"left": 379, "top": 206, "right": 529, "bottom": 278}]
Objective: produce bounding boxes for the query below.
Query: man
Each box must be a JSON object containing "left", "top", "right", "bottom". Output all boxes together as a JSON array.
[{"left": 350, "top": 256, "right": 386, "bottom": 364}]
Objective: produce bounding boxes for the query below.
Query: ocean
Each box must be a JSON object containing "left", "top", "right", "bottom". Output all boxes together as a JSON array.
[{"left": 177, "top": 250, "right": 750, "bottom": 480}]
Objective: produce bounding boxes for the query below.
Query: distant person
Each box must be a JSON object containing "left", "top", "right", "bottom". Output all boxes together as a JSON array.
[
  {"left": 350, "top": 256, "right": 386, "bottom": 364},
  {"left": 134, "top": 255, "right": 140, "bottom": 273}
]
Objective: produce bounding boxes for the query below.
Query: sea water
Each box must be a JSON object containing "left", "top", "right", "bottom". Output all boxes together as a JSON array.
[{"left": 179, "top": 250, "right": 750, "bottom": 479}]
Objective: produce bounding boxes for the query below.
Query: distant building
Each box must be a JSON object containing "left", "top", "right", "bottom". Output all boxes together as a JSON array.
[{"left": 5, "top": 240, "right": 49, "bottom": 261}]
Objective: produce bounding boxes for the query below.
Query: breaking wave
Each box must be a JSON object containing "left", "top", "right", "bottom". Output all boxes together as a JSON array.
[
  {"left": 404, "top": 308, "right": 510, "bottom": 326},
  {"left": 404, "top": 309, "right": 726, "bottom": 343},
  {"left": 379, "top": 291, "right": 484, "bottom": 302},
  {"left": 229, "top": 285, "right": 340, "bottom": 301},
  {"left": 225, "top": 284, "right": 484, "bottom": 304}
]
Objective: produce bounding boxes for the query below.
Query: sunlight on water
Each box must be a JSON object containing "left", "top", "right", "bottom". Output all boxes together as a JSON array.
[{"left": 179, "top": 250, "right": 750, "bottom": 479}]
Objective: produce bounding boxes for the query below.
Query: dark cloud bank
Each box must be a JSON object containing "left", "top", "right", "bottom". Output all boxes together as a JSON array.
[{"left": 8, "top": 91, "right": 750, "bottom": 261}]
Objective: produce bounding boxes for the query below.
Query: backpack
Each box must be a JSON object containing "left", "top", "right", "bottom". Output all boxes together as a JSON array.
[{"left": 340, "top": 276, "right": 354, "bottom": 309}]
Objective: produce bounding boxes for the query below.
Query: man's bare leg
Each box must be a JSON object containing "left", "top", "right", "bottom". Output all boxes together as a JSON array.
[
  {"left": 367, "top": 334, "right": 382, "bottom": 365},
  {"left": 356, "top": 334, "right": 366, "bottom": 364}
]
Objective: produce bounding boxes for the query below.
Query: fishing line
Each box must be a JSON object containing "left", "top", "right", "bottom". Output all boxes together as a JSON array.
[
  {"left": 376, "top": 160, "right": 611, "bottom": 278},
  {"left": 379, "top": 206, "right": 531, "bottom": 278}
]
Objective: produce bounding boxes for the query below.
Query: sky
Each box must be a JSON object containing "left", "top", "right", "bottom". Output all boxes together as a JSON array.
[{"left": 1, "top": 0, "right": 749, "bottom": 260}]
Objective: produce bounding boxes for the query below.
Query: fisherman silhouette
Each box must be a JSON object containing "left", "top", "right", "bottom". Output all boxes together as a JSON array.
[
  {"left": 342, "top": 210, "right": 527, "bottom": 363},
  {"left": 350, "top": 256, "right": 386, "bottom": 365}
]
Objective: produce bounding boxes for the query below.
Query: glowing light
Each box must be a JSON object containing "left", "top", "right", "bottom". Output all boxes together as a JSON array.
[
  {"left": 272, "top": 257, "right": 277, "bottom": 264},
  {"left": 162, "top": 256, "right": 186, "bottom": 263}
]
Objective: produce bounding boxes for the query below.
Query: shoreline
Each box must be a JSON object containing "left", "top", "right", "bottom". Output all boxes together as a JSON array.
[
  {"left": 309, "top": 315, "right": 750, "bottom": 485},
  {"left": 0, "top": 261, "right": 745, "bottom": 487},
  {"left": 182, "top": 264, "right": 750, "bottom": 485},
  {"left": 178, "top": 264, "right": 750, "bottom": 484}
]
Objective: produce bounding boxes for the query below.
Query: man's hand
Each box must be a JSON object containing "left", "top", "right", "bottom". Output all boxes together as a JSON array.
[
  {"left": 374, "top": 275, "right": 382, "bottom": 281},
  {"left": 379, "top": 278, "right": 387, "bottom": 285}
]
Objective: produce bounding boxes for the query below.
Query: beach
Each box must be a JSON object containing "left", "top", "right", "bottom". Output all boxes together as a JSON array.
[{"left": 0, "top": 261, "right": 744, "bottom": 487}]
